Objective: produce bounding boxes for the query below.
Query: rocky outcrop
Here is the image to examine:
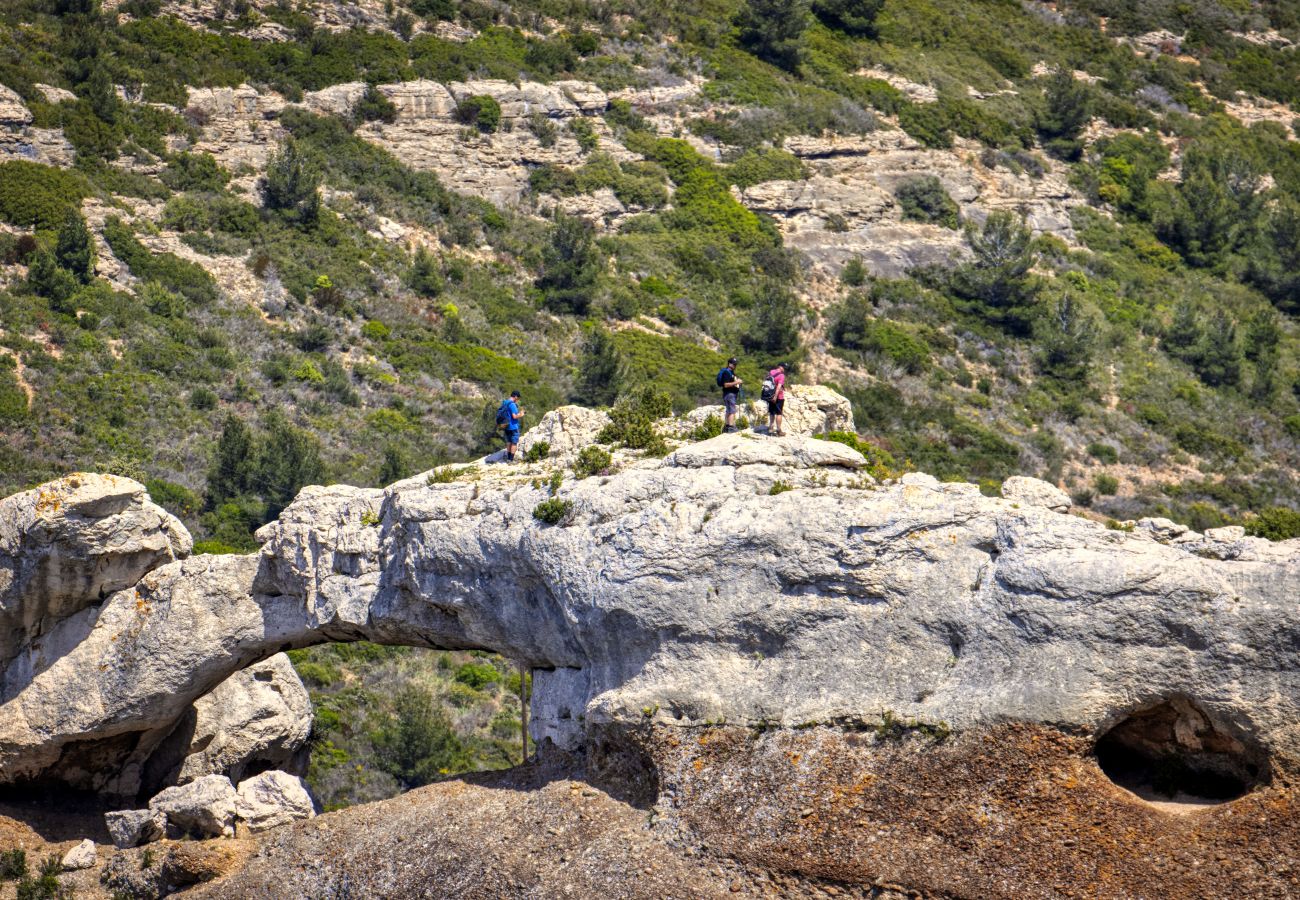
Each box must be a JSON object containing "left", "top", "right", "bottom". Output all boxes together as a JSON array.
[
  {"left": 0, "top": 85, "right": 32, "bottom": 126},
  {"left": 517, "top": 405, "right": 612, "bottom": 460},
  {"left": 105, "top": 807, "right": 166, "bottom": 849},
  {"left": 0, "top": 473, "right": 190, "bottom": 669},
  {"left": 4, "top": 403, "right": 1300, "bottom": 895},
  {"left": 4, "top": 421, "right": 1300, "bottom": 794},
  {"left": 150, "top": 774, "right": 240, "bottom": 839}
]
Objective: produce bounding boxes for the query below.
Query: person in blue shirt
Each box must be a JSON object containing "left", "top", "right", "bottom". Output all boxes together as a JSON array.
[{"left": 501, "top": 390, "right": 525, "bottom": 462}]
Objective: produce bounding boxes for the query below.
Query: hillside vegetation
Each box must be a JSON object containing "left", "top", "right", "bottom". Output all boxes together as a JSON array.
[{"left": 2, "top": 0, "right": 1300, "bottom": 804}]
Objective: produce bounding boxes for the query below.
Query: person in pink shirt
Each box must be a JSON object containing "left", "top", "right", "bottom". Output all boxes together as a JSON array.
[{"left": 766, "top": 362, "right": 788, "bottom": 436}]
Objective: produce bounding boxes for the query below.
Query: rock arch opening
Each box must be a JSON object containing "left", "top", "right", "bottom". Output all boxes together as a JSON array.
[{"left": 1094, "top": 697, "right": 1267, "bottom": 805}]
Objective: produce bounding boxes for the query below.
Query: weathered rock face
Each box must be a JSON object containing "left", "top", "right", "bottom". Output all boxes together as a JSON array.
[
  {"left": 517, "top": 404, "right": 613, "bottom": 460},
  {"left": 160, "top": 652, "right": 312, "bottom": 789},
  {"left": 4, "top": 427, "right": 1300, "bottom": 797},
  {"left": 149, "top": 774, "right": 240, "bottom": 839},
  {"left": 0, "top": 473, "right": 191, "bottom": 669}
]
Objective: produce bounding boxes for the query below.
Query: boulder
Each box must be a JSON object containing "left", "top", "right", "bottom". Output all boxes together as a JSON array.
[
  {"left": 516, "top": 405, "right": 612, "bottom": 461},
  {"left": 149, "top": 774, "right": 239, "bottom": 839},
  {"left": 172, "top": 653, "right": 312, "bottom": 786},
  {"left": 235, "top": 770, "right": 316, "bottom": 833},
  {"left": 61, "top": 838, "right": 96, "bottom": 870},
  {"left": 105, "top": 808, "right": 166, "bottom": 849},
  {"left": 1000, "top": 475, "right": 1071, "bottom": 511},
  {"left": 2, "top": 424, "right": 1300, "bottom": 820}
]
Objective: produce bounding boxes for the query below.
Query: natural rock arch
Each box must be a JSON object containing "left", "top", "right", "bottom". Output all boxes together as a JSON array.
[{"left": 3, "top": 431, "right": 1300, "bottom": 814}]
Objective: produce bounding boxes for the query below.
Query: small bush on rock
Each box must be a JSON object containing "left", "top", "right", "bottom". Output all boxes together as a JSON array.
[
  {"left": 456, "top": 95, "right": 502, "bottom": 133},
  {"left": 573, "top": 445, "right": 612, "bottom": 478},
  {"left": 523, "top": 441, "right": 550, "bottom": 463},
  {"left": 532, "top": 497, "right": 572, "bottom": 524},
  {"left": 689, "top": 414, "right": 724, "bottom": 441},
  {"left": 1245, "top": 507, "right": 1300, "bottom": 541}
]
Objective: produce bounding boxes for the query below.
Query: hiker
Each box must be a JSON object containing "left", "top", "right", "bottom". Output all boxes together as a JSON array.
[
  {"left": 716, "top": 356, "right": 742, "bottom": 433},
  {"left": 496, "top": 390, "right": 525, "bottom": 461},
  {"left": 761, "top": 362, "right": 788, "bottom": 437}
]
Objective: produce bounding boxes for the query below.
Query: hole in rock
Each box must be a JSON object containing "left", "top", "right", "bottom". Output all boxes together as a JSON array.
[
  {"left": 1094, "top": 697, "right": 1267, "bottom": 810},
  {"left": 285, "top": 644, "right": 535, "bottom": 810}
]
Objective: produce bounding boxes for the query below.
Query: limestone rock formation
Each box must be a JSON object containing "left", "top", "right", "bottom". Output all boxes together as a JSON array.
[
  {"left": 4, "top": 420, "right": 1300, "bottom": 796},
  {"left": 150, "top": 774, "right": 240, "bottom": 839},
  {"left": 0, "top": 472, "right": 191, "bottom": 668},
  {"left": 0, "top": 85, "right": 32, "bottom": 126},
  {"left": 61, "top": 838, "right": 96, "bottom": 871},
  {"left": 1001, "top": 474, "right": 1072, "bottom": 511},
  {"left": 3, "top": 404, "right": 1300, "bottom": 894},
  {"left": 170, "top": 653, "right": 312, "bottom": 787},
  {"left": 674, "top": 384, "right": 854, "bottom": 438},
  {"left": 235, "top": 770, "right": 316, "bottom": 833},
  {"left": 516, "top": 405, "right": 613, "bottom": 460}
]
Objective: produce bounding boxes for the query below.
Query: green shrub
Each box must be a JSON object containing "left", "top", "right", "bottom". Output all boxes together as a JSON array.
[
  {"left": 456, "top": 95, "right": 502, "bottom": 132},
  {"left": 1086, "top": 442, "right": 1119, "bottom": 464},
  {"left": 811, "top": 0, "right": 882, "bottom": 36},
  {"left": 454, "top": 661, "right": 500, "bottom": 688},
  {"left": 523, "top": 441, "right": 550, "bottom": 463},
  {"left": 573, "top": 445, "right": 612, "bottom": 478},
  {"left": 0, "top": 848, "right": 26, "bottom": 881},
  {"left": 841, "top": 256, "right": 867, "bottom": 286},
  {"left": 1244, "top": 507, "right": 1300, "bottom": 541},
  {"left": 0, "top": 162, "right": 87, "bottom": 230},
  {"left": 532, "top": 497, "right": 573, "bottom": 524},
  {"left": 689, "top": 414, "right": 724, "bottom": 441},
  {"left": 161, "top": 153, "right": 230, "bottom": 192},
  {"left": 599, "top": 385, "right": 674, "bottom": 451},
  {"left": 725, "top": 147, "right": 806, "bottom": 189},
  {"left": 823, "top": 430, "right": 900, "bottom": 480},
  {"left": 768, "top": 480, "right": 793, "bottom": 495},
  {"left": 568, "top": 117, "right": 597, "bottom": 152},
  {"left": 604, "top": 98, "right": 648, "bottom": 132},
  {"left": 894, "top": 176, "right": 960, "bottom": 229},
  {"left": 1093, "top": 472, "right": 1120, "bottom": 495}
]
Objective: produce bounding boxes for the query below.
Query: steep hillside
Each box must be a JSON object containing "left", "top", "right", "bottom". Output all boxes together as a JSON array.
[
  {"left": 3, "top": 0, "right": 1300, "bottom": 545},
  {"left": 3, "top": 0, "right": 1300, "bottom": 825}
]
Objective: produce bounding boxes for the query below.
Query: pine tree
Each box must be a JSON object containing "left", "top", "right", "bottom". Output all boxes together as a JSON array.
[
  {"left": 1193, "top": 310, "right": 1241, "bottom": 389},
  {"left": 1036, "top": 294, "right": 1095, "bottom": 381},
  {"left": 537, "top": 214, "right": 602, "bottom": 315},
  {"left": 206, "top": 415, "right": 253, "bottom": 509},
  {"left": 951, "top": 211, "right": 1040, "bottom": 335},
  {"left": 745, "top": 278, "right": 801, "bottom": 355},
  {"left": 573, "top": 327, "right": 622, "bottom": 407},
  {"left": 810, "top": 0, "right": 882, "bottom": 36},
  {"left": 379, "top": 445, "right": 407, "bottom": 485},
  {"left": 260, "top": 139, "right": 321, "bottom": 223},
  {"left": 255, "top": 411, "right": 325, "bottom": 519},
  {"left": 1162, "top": 300, "right": 1203, "bottom": 364},
  {"left": 55, "top": 210, "right": 95, "bottom": 284},
  {"left": 736, "top": 0, "right": 808, "bottom": 72}
]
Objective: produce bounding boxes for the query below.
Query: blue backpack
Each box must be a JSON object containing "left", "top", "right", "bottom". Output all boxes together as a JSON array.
[
  {"left": 495, "top": 400, "right": 511, "bottom": 429},
  {"left": 716, "top": 367, "right": 730, "bottom": 388}
]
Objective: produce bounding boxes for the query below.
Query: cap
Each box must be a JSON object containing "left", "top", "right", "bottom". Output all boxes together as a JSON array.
[
  {"left": 727, "top": 357, "right": 738, "bottom": 366},
  {"left": 510, "top": 390, "right": 521, "bottom": 398}
]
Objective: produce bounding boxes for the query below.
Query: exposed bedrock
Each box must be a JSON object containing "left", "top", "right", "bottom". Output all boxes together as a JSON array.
[{"left": 2, "top": 429, "right": 1299, "bottom": 810}]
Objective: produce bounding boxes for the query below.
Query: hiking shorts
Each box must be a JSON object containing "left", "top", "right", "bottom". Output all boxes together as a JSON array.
[
  {"left": 767, "top": 398, "right": 785, "bottom": 416},
  {"left": 723, "top": 393, "right": 738, "bottom": 416},
  {"left": 505, "top": 428, "right": 520, "bottom": 444}
]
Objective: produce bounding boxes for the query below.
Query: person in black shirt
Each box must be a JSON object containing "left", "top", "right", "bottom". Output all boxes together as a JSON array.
[{"left": 718, "top": 357, "right": 742, "bottom": 433}]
